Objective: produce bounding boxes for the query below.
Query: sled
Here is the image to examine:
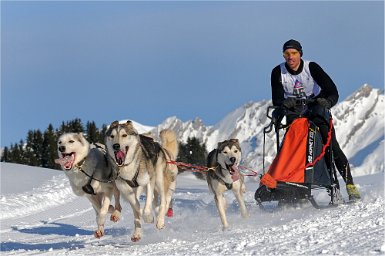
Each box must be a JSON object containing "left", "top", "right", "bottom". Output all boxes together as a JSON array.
[{"left": 255, "top": 101, "right": 343, "bottom": 210}]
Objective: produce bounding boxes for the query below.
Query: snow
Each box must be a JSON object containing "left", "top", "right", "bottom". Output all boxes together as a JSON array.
[{"left": 1, "top": 162, "right": 384, "bottom": 255}]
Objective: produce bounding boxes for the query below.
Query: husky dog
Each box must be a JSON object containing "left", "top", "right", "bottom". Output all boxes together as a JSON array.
[
  {"left": 55, "top": 133, "right": 122, "bottom": 238},
  {"left": 206, "top": 139, "right": 249, "bottom": 230},
  {"left": 105, "top": 121, "right": 179, "bottom": 242}
]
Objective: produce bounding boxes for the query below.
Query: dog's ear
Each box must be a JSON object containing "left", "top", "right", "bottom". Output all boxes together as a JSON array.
[
  {"left": 231, "top": 139, "right": 241, "bottom": 151},
  {"left": 125, "top": 120, "right": 134, "bottom": 129},
  {"left": 124, "top": 120, "right": 134, "bottom": 129},
  {"left": 217, "top": 141, "right": 224, "bottom": 149},
  {"left": 125, "top": 120, "right": 138, "bottom": 135},
  {"left": 207, "top": 149, "right": 218, "bottom": 167},
  {"left": 74, "top": 133, "right": 85, "bottom": 144},
  {"left": 105, "top": 121, "right": 118, "bottom": 137},
  {"left": 230, "top": 138, "right": 240, "bottom": 147},
  {"left": 111, "top": 121, "right": 119, "bottom": 128}
]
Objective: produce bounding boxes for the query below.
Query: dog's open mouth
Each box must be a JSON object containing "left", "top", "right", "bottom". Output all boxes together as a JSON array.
[
  {"left": 226, "top": 164, "right": 240, "bottom": 182},
  {"left": 226, "top": 164, "right": 238, "bottom": 174},
  {"left": 55, "top": 153, "right": 75, "bottom": 170},
  {"left": 114, "top": 149, "right": 127, "bottom": 166}
]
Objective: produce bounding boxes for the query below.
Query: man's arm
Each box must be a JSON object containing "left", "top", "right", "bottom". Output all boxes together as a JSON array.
[
  {"left": 309, "top": 62, "right": 339, "bottom": 107},
  {"left": 271, "top": 65, "right": 285, "bottom": 106}
]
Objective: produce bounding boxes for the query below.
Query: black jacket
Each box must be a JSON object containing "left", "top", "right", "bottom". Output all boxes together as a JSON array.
[{"left": 270, "top": 60, "right": 339, "bottom": 107}]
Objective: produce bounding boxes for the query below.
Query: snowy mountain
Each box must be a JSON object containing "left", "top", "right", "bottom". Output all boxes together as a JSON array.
[{"left": 153, "top": 84, "right": 384, "bottom": 177}]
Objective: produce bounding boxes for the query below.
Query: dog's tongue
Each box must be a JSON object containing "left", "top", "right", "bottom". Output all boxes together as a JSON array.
[
  {"left": 54, "top": 155, "right": 75, "bottom": 169},
  {"left": 230, "top": 165, "right": 240, "bottom": 182},
  {"left": 114, "top": 150, "right": 125, "bottom": 166}
]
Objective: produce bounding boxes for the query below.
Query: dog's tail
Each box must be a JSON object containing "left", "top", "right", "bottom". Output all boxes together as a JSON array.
[{"left": 160, "top": 129, "right": 179, "bottom": 160}]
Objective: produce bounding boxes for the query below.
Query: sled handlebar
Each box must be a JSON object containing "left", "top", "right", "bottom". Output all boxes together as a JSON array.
[
  {"left": 265, "top": 98, "right": 331, "bottom": 134},
  {"left": 266, "top": 98, "right": 315, "bottom": 119}
]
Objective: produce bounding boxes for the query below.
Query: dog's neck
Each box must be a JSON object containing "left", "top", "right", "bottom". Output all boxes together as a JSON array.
[{"left": 73, "top": 156, "right": 87, "bottom": 172}]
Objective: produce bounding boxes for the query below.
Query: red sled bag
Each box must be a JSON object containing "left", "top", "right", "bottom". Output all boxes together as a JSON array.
[
  {"left": 256, "top": 115, "right": 335, "bottom": 206},
  {"left": 261, "top": 117, "right": 332, "bottom": 188}
]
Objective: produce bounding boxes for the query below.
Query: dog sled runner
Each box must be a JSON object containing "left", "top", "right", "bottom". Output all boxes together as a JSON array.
[{"left": 255, "top": 102, "right": 343, "bottom": 210}]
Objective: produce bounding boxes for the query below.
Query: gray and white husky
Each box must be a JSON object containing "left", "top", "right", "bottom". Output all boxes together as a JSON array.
[
  {"left": 206, "top": 139, "right": 249, "bottom": 230},
  {"left": 55, "top": 132, "right": 122, "bottom": 238},
  {"left": 105, "top": 121, "right": 178, "bottom": 242}
]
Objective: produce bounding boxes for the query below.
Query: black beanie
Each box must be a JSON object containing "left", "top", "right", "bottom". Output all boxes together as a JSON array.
[{"left": 283, "top": 39, "right": 303, "bottom": 56}]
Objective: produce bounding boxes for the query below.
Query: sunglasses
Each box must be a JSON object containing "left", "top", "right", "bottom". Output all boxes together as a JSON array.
[{"left": 283, "top": 51, "right": 300, "bottom": 58}]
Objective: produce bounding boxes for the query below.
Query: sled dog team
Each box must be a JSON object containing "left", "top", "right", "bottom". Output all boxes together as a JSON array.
[{"left": 55, "top": 120, "right": 248, "bottom": 242}]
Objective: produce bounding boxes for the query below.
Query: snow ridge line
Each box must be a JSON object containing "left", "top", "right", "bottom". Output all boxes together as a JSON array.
[{"left": 0, "top": 175, "right": 76, "bottom": 220}]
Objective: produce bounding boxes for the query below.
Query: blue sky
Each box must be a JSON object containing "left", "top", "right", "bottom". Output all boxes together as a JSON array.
[{"left": 1, "top": 1, "right": 384, "bottom": 147}]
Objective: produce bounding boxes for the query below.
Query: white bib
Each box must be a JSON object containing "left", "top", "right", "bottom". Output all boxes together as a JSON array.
[{"left": 280, "top": 60, "right": 321, "bottom": 99}]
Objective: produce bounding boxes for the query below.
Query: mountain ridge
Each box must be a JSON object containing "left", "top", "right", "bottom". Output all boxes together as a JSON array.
[{"left": 144, "top": 84, "right": 384, "bottom": 176}]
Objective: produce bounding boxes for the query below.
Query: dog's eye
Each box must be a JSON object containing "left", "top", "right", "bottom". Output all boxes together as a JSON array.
[
  {"left": 122, "top": 134, "right": 128, "bottom": 138},
  {"left": 110, "top": 135, "right": 115, "bottom": 139},
  {"left": 223, "top": 151, "right": 228, "bottom": 154},
  {"left": 69, "top": 140, "right": 74, "bottom": 143},
  {"left": 234, "top": 150, "right": 238, "bottom": 153}
]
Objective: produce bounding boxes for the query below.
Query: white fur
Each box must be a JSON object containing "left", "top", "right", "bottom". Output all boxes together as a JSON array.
[{"left": 56, "top": 133, "right": 122, "bottom": 238}]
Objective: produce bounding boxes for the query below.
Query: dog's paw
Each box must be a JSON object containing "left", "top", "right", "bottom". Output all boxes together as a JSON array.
[
  {"left": 156, "top": 219, "right": 165, "bottom": 230},
  {"left": 131, "top": 230, "right": 142, "bottom": 242},
  {"left": 166, "top": 208, "right": 173, "bottom": 217},
  {"left": 222, "top": 225, "right": 229, "bottom": 231},
  {"left": 110, "top": 210, "right": 121, "bottom": 222},
  {"left": 131, "top": 235, "right": 141, "bottom": 242},
  {"left": 94, "top": 229, "right": 104, "bottom": 239},
  {"left": 143, "top": 213, "right": 154, "bottom": 223},
  {"left": 241, "top": 210, "right": 250, "bottom": 219}
]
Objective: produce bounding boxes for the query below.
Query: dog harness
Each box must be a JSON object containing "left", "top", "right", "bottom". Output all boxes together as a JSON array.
[
  {"left": 209, "top": 167, "right": 232, "bottom": 190},
  {"left": 119, "top": 169, "right": 140, "bottom": 188},
  {"left": 112, "top": 135, "right": 161, "bottom": 188},
  {"left": 73, "top": 154, "right": 113, "bottom": 184}
]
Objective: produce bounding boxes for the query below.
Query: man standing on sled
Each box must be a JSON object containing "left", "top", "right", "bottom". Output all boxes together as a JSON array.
[{"left": 270, "top": 39, "right": 361, "bottom": 201}]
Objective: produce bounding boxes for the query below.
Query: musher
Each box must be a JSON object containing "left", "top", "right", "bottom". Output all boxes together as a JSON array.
[{"left": 270, "top": 39, "right": 361, "bottom": 201}]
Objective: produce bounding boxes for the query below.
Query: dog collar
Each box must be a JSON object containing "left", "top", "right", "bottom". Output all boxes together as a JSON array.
[{"left": 74, "top": 157, "right": 87, "bottom": 172}]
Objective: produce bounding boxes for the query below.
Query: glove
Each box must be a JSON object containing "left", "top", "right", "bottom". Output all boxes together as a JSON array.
[
  {"left": 282, "top": 97, "right": 297, "bottom": 109},
  {"left": 316, "top": 98, "right": 332, "bottom": 109}
]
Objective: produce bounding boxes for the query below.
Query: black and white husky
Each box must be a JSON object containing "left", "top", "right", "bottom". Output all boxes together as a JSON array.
[
  {"left": 55, "top": 132, "right": 122, "bottom": 238},
  {"left": 206, "top": 139, "right": 249, "bottom": 230},
  {"left": 104, "top": 121, "right": 178, "bottom": 242}
]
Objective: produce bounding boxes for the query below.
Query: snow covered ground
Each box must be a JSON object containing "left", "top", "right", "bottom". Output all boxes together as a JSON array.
[{"left": 0, "top": 162, "right": 384, "bottom": 255}]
